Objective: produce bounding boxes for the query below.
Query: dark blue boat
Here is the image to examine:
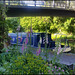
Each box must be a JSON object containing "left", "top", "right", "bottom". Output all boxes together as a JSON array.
[{"left": 8, "top": 32, "right": 71, "bottom": 52}]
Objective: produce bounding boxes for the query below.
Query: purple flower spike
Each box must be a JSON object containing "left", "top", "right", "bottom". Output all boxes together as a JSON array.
[
  {"left": 48, "top": 70, "right": 50, "bottom": 72},
  {"left": 52, "top": 70, "right": 54, "bottom": 72},
  {"left": 59, "top": 67, "right": 61, "bottom": 70},
  {"left": 55, "top": 66, "right": 57, "bottom": 69},
  {"left": 39, "top": 48, "right": 41, "bottom": 53},
  {"left": 22, "top": 44, "right": 24, "bottom": 54},
  {"left": 59, "top": 73, "right": 60, "bottom": 75},
  {"left": 20, "top": 37, "right": 22, "bottom": 42},
  {"left": 62, "top": 69, "right": 64, "bottom": 72},
  {"left": 57, "top": 44, "right": 61, "bottom": 55},
  {"left": 25, "top": 38, "right": 28, "bottom": 45},
  {"left": 36, "top": 48, "right": 41, "bottom": 56},
  {"left": 6, "top": 50, "right": 8, "bottom": 52}
]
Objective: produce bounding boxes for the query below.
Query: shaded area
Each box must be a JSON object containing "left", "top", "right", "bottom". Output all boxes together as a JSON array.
[
  {"left": 68, "top": 41, "right": 75, "bottom": 53},
  {"left": 6, "top": 5, "right": 75, "bottom": 17}
]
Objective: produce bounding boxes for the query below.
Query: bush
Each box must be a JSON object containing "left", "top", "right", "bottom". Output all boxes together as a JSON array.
[
  {"left": 47, "top": 62, "right": 69, "bottom": 74},
  {"left": 8, "top": 53, "right": 49, "bottom": 74}
]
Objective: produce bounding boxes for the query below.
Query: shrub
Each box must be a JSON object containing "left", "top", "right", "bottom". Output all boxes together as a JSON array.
[
  {"left": 9, "top": 53, "right": 49, "bottom": 74},
  {"left": 47, "top": 62, "right": 69, "bottom": 74}
]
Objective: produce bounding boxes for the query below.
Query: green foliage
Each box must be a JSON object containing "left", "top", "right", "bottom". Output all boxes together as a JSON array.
[
  {"left": 20, "top": 17, "right": 58, "bottom": 33},
  {"left": 6, "top": 17, "right": 25, "bottom": 33},
  {"left": 6, "top": 17, "right": 19, "bottom": 33},
  {"left": 47, "top": 62, "right": 69, "bottom": 74},
  {"left": 0, "top": 41, "right": 74, "bottom": 74},
  {"left": 8, "top": 54, "right": 49, "bottom": 74},
  {"left": 64, "top": 18, "right": 75, "bottom": 35},
  {"left": 0, "top": 48, "right": 20, "bottom": 74},
  {"left": 6, "top": 16, "right": 75, "bottom": 35},
  {"left": 0, "top": 3, "right": 7, "bottom": 50},
  {"left": 20, "top": 16, "right": 75, "bottom": 35}
]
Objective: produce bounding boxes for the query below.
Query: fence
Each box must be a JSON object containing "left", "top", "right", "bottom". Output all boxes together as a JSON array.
[{"left": 0, "top": 0, "right": 75, "bottom": 10}]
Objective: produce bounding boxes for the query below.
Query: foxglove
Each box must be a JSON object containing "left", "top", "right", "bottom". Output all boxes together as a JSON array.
[
  {"left": 22, "top": 44, "right": 24, "bottom": 54},
  {"left": 57, "top": 44, "right": 61, "bottom": 55},
  {"left": 36, "top": 46, "right": 41, "bottom": 56}
]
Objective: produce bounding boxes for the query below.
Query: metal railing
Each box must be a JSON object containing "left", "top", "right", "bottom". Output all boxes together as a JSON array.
[{"left": 0, "top": 1, "right": 75, "bottom": 10}]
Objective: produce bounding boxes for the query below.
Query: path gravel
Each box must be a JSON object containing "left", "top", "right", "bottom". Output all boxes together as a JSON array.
[{"left": 17, "top": 45, "right": 75, "bottom": 66}]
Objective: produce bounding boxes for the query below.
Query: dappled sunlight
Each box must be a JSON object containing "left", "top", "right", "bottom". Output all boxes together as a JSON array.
[{"left": 0, "top": 1, "right": 75, "bottom": 74}]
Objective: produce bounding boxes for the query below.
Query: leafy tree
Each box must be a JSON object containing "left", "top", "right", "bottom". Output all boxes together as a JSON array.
[
  {"left": 64, "top": 18, "right": 75, "bottom": 35},
  {"left": 6, "top": 16, "right": 75, "bottom": 35},
  {"left": 20, "top": 17, "right": 58, "bottom": 33},
  {"left": 6, "top": 17, "right": 24, "bottom": 33}
]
